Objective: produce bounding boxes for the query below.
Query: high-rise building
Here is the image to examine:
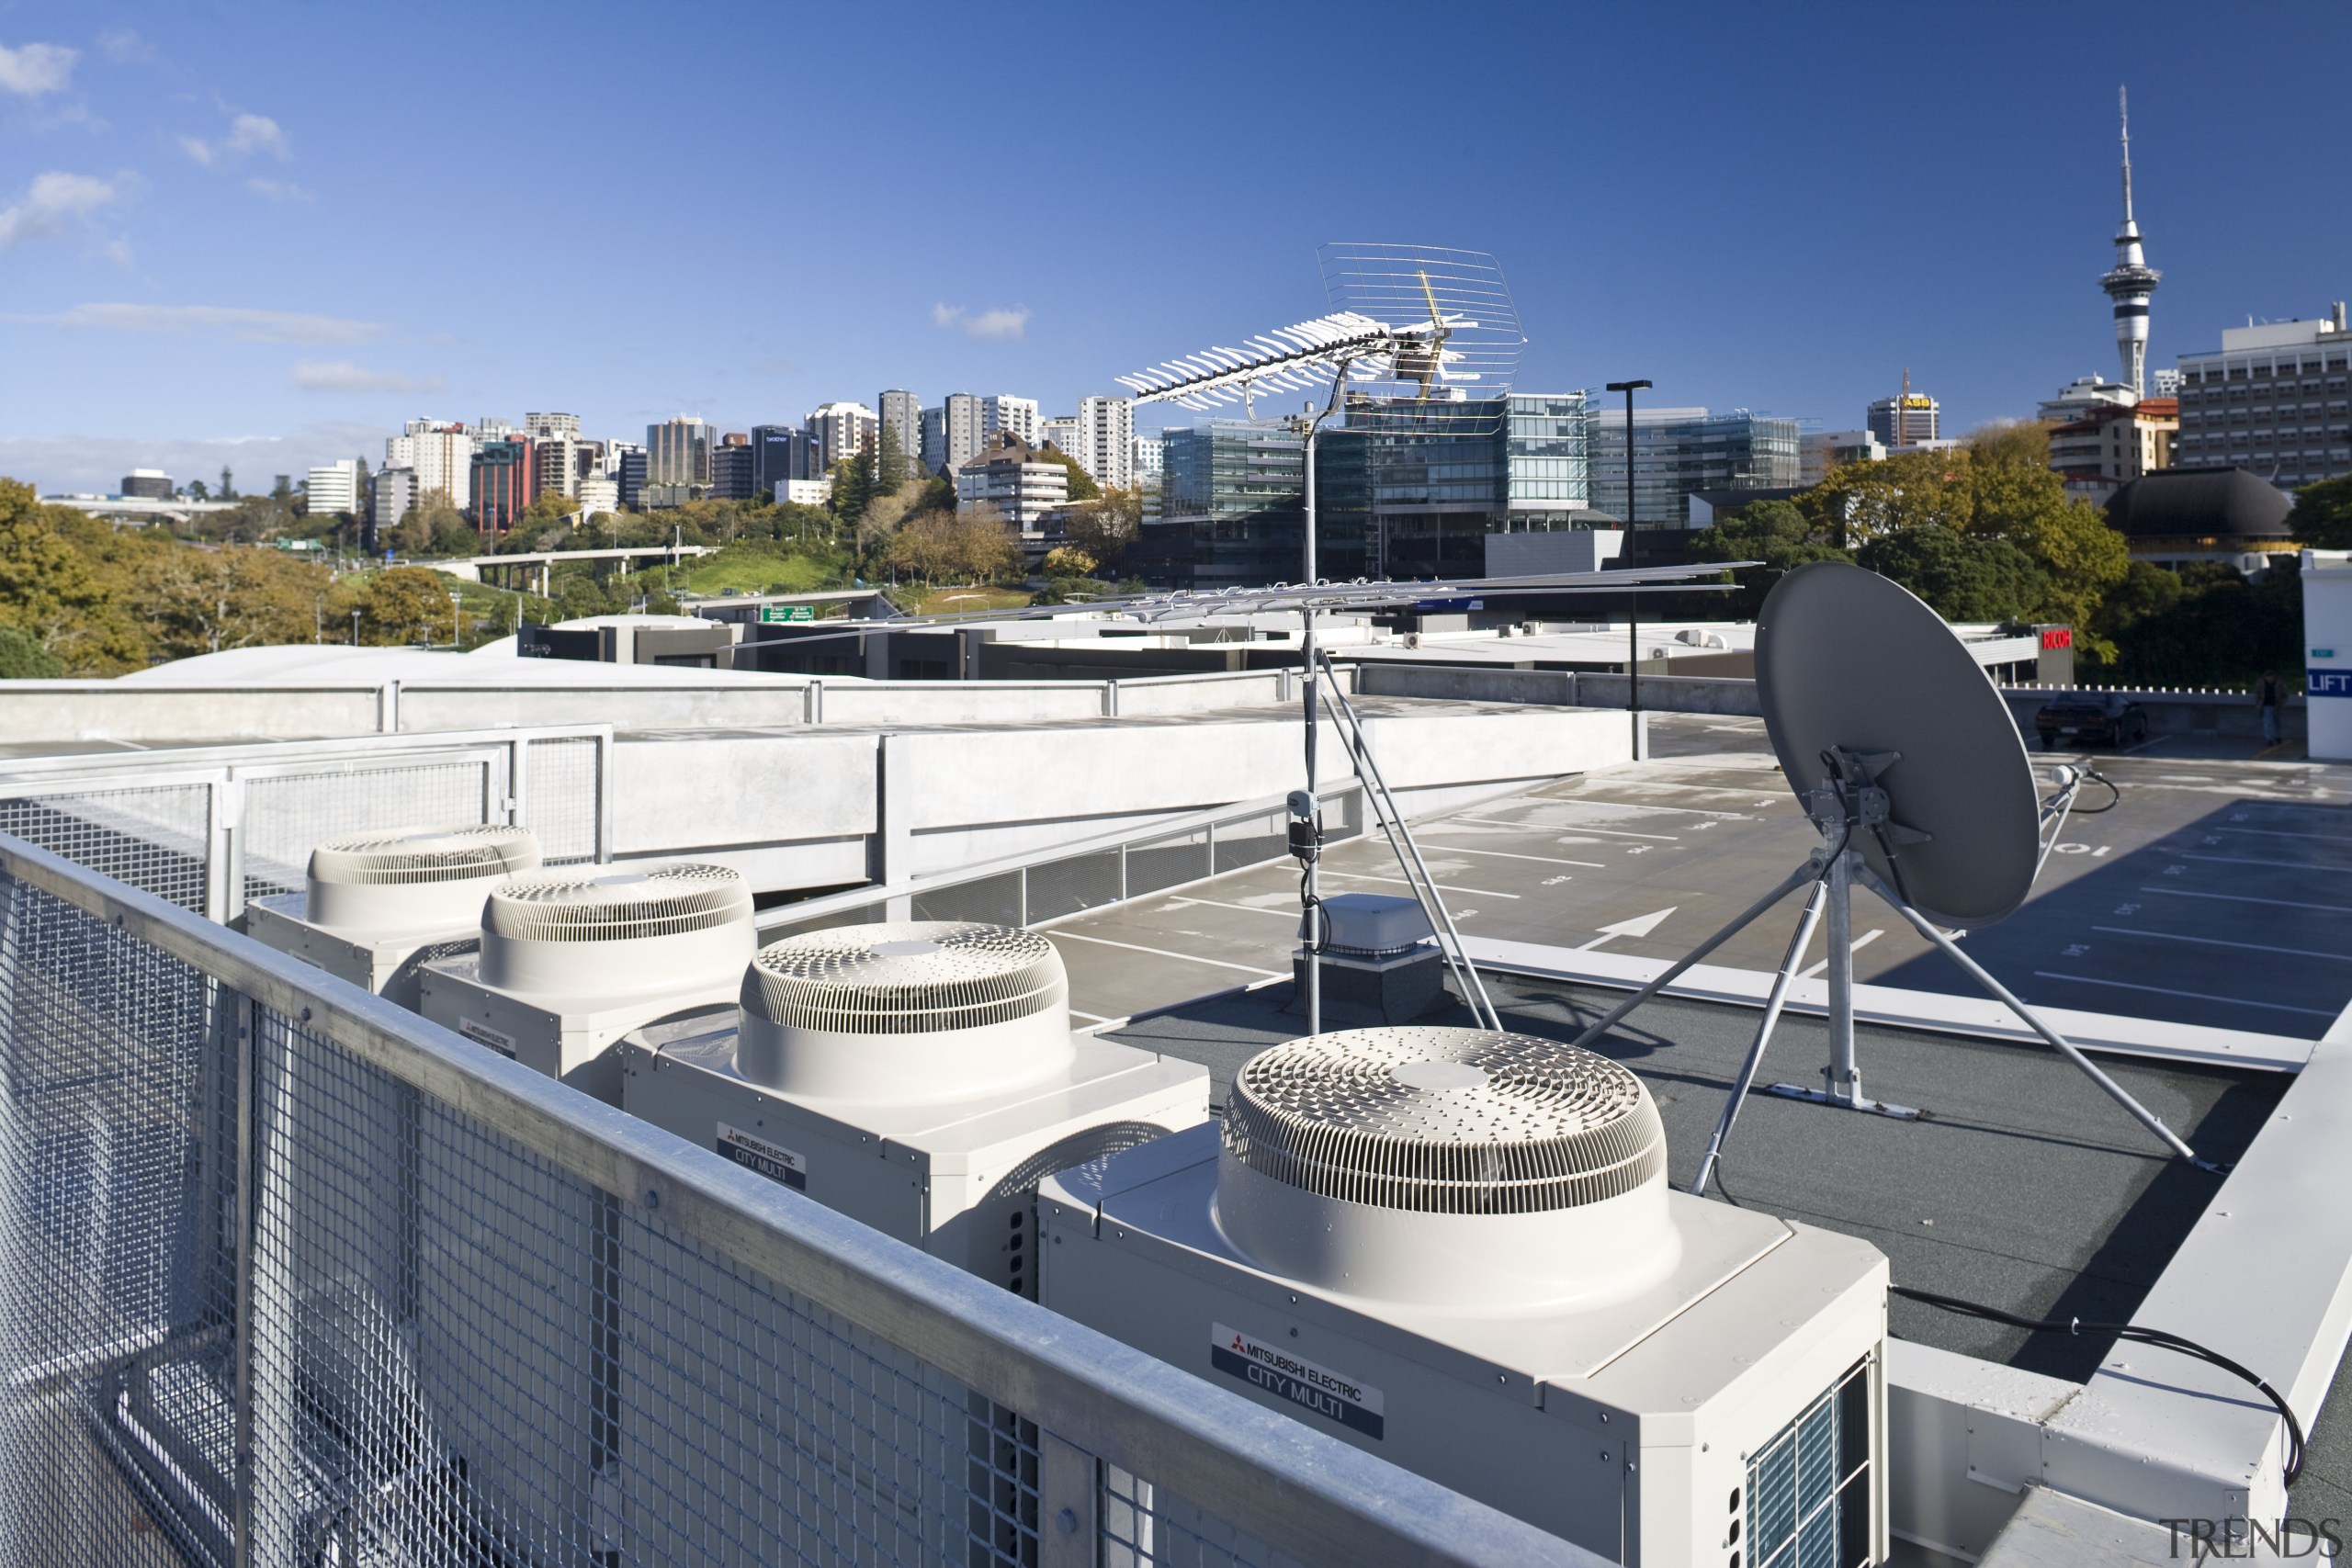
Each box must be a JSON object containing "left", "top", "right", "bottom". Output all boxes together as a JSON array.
[
  {"left": 751, "top": 424, "right": 799, "bottom": 496},
  {"left": 576, "top": 473, "right": 619, "bottom": 519},
  {"left": 1585, "top": 405, "right": 1802, "bottom": 530},
  {"left": 387, "top": 420, "right": 473, "bottom": 509},
  {"left": 523, "top": 412, "right": 582, "bottom": 439},
  {"left": 2038, "top": 376, "right": 2140, "bottom": 424},
  {"left": 806, "top": 401, "right": 878, "bottom": 473},
  {"left": 1130, "top": 435, "right": 1165, "bottom": 485},
  {"left": 1865, "top": 390, "right": 1939, "bottom": 447},
  {"left": 1039, "top": 416, "right": 1080, "bottom": 456},
  {"left": 616, "top": 448, "right": 649, "bottom": 511},
  {"left": 940, "top": 394, "right": 988, "bottom": 471},
  {"left": 954, "top": 434, "right": 1070, "bottom": 530},
  {"left": 1072, "top": 396, "right": 1136, "bottom": 491},
  {"left": 921, "top": 407, "right": 948, "bottom": 474},
  {"left": 2098, "top": 89, "right": 2162, "bottom": 401},
  {"left": 470, "top": 441, "right": 537, "bottom": 533},
  {"left": 1140, "top": 420, "right": 1306, "bottom": 589},
  {"left": 877, "top": 390, "right": 921, "bottom": 468},
  {"left": 307, "top": 458, "right": 365, "bottom": 516},
  {"left": 119, "top": 468, "right": 174, "bottom": 499},
  {"left": 647, "top": 416, "right": 712, "bottom": 489},
  {"left": 2171, "top": 306, "right": 2352, "bottom": 488},
  {"left": 709, "top": 434, "right": 757, "bottom": 502},
  {"left": 983, "top": 395, "right": 1038, "bottom": 447},
  {"left": 1800, "top": 432, "right": 1886, "bottom": 485},
  {"left": 532, "top": 432, "right": 592, "bottom": 499},
  {"left": 373, "top": 467, "right": 416, "bottom": 536}
]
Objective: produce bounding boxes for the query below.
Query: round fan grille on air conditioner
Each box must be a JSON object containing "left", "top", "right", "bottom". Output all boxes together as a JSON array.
[
  {"left": 733, "top": 921, "right": 1074, "bottom": 1101},
  {"left": 745, "top": 921, "right": 1064, "bottom": 1033},
  {"left": 486, "top": 864, "right": 751, "bottom": 944},
  {"left": 304, "top": 825, "right": 543, "bottom": 933},
  {"left": 311, "top": 825, "right": 541, "bottom": 887},
  {"left": 1225, "top": 1027, "right": 1668, "bottom": 1216}
]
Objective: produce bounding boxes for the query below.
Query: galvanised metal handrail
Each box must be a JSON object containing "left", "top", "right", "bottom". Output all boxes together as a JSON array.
[{"left": 0, "top": 830, "right": 1606, "bottom": 1568}]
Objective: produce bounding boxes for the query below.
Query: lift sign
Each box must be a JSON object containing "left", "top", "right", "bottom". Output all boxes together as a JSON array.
[
  {"left": 1211, "top": 1323, "right": 1385, "bottom": 1439},
  {"left": 717, "top": 1122, "right": 807, "bottom": 1190}
]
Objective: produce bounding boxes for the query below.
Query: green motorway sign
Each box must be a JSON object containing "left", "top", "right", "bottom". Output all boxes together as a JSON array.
[{"left": 760, "top": 604, "right": 815, "bottom": 623}]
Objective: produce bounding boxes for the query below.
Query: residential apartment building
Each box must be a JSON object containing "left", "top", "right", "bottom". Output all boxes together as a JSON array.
[
  {"left": 531, "top": 433, "right": 593, "bottom": 499},
  {"left": 2038, "top": 376, "right": 2140, "bottom": 425},
  {"left": 306, "top": 458, "right": 365, "bottom": 516},
  {"left": 1801, "top": 431, "right": 1885, "bottom": 485},
  {"left": 386, "top": 420, "right": 473, "bottom": 509},
  {"left": 983, "top": 395, "right": 1039, "bottom": 447},
  {"left": 937, "top": 394, "right": 988, "bottom": 471},
  {"left": 953, "top": 434, "right": 1069, "bottom": 529},
  {"left": 576, "top": 474, "right": 619, "bottom": 519},
  {"left": 523, "top": 412, "right": 582, "bottom": 439},
  {"left": 373, "top": 467, "right": 416, "bottom": 536},
  {"left": 1039, "top": 416, "right": 1080, "bottom": 456},
  {"left": 921, "top": 407, "right": 949, "bottom": 473},
  {"left": 1585, "top": 405, "right": 1802, "bottom": 530},
  {"left": 2048, "top": 398, "right": 2177, "bottom": 502},
  {"left": 119, "top": 468, "right": 174, "bottom": 499},
  {"left": 2172, "top": 305, "right": 2352, "bottom": 488},
  {"left": 806, "top": 401, "right": 878, "bottom": 473},
  {"left": 647, "top": 416, "right": 712, "bottom": 491},
  {"left": 877, "top": 389, "right": 922, "bottom": 467},
  {"left": 470, "top": 440, "right": 537, "bottom": 532},
  {"left": 1073, "top": 396, "right": 1135, "bottom": 491}
]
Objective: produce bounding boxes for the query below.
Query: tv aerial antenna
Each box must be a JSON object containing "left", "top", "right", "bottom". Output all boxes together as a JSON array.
[
  {"left": 1120, "top": 245, "right": 1736, "bottom": 1035},
  {"left": 1565, "top": 561, "right": 2216, "bottom": 1190}
]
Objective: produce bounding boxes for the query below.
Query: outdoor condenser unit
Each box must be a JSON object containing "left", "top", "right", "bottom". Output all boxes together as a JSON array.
[
  {"left": 620, "top": 920, "right": 1210, "bottom": 1297},
  {"left": 1040, "top": 1026, "right": 1889, "bottom": 1567},
  {"left": 243, "top": 824, "right": 543, "bottom": 1009},
  {"left": 419, "top": 863, "right": 756, "bottom": 1103}
]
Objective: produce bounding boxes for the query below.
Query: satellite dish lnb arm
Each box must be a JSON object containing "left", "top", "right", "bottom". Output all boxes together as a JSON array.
[{"left": 1856, "top": 867, "right": 2215, "bottom": 1170}]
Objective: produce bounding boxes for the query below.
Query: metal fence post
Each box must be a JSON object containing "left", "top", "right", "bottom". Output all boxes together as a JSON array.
[
  {"left": 507, "top": 736, "right": 529, "bottom": 829},
  {"left": 204, "top": 777, "right": 234, "bottom": 924},
  {"left": 594, "top": 731, "right": 616, "bottom": 864},
  {"left": 231, "top": 992, "right": 255, "bottom": 1567},
  {"left": 1038, "top": 1431, "right": 1099, "bottom": 1568}
]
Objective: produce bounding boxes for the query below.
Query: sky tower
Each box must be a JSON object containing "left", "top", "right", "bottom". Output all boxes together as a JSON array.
[{"left": 2098, "top": 85, "right": 2162, "bottom": 400}]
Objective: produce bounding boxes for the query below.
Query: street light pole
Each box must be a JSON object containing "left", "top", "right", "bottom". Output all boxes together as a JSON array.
[{"left": 1604, "top": 379, "right": 1651, "bottom": 758}]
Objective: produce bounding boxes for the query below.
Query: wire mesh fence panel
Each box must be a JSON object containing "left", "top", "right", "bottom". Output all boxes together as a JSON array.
[
  {"left": 1100, "top": 1466, "right": 1305, "bottom": 1568},
  {"left": 911, "top": 874, "right": 1023, "bottom": 930},
  {"left": 240, "top": 759, "right": 497, "bottom": 907},
  {"left": 1125, "top": 828, "right": 1211, "bottom": 899},
  {"left": 1025, "top": 850, "right": 1122, "bottom": 925},
  {"left": 0, "top": 785, "right": 212, "bottom": 911},
  {"left": 526, "top": 737, "right": 603, "bottom": 864},
  {"left": 0, "top": 871, "right": 237, "bottom": 1567}
]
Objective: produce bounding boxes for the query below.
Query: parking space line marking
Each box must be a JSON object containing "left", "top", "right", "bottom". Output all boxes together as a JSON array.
[
  {"left": 2028, "top": 972, "right": 2338, "bottom": 1018},
  {"left": 1407, "top": 843, "right": 1605, "bottom": 868},
  {"left": 2089, "top": 924, "right": 2352, "bottom": 963},
  {"left": 2139, "top": 887, "right": 2352, "bottom": 916},
  {"left": 1530, "top": 801, "right": 1751, "bottom": 819},
  {"left": 2177, "top": 852, "right": 2352, "bottom": 872},
  {"left": 1319, "top": 870, "right": 1521, "bottom": 898},
  {"left": 2215, "top": 826, "right": 2352, "bottom": 844},
  {"left": 1046, "top": 931, "right": 1285, "bottom": 977},
  {"left": 1451, "top": 817, "right": 1678, "bottom": 841},
  {"left": 1166, "top": 897, "right": 1299, "bottom": 919},
  {"left": 1798, "top": 929, "right": 1883, "bottom": 980},
  {"left": 1069, "top": 1007, "right": 1113, "bottom": 1023}
]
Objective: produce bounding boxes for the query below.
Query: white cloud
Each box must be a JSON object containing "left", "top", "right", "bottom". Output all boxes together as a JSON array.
[
  {"left": 292, "top": 361, "right": 445, "bottom": 395},
  {"left": 0, "top": 171, "right": 119, "bottom": 252},
  {"left": 181, "top": 111, "right": 290, "bottom": 168},
  {"left": 0, "top": 41, "right": 75, "bottom": 97},
  {"left": 26, "top": 302, "right": 386, "bottom": 344},
  {"left": 245, "top": 177, "right": 313, "bottom": 204},
  {"left": 100, "top": 237, "right": 132, "bottom": 267},
  {"left": 932, "top": 302, "right": 1030, "bottom": 341},
  {"left": 96, "top": 29, "right": 156, "bottom": 65}
]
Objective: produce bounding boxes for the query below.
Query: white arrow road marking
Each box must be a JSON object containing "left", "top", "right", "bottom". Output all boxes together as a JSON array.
[{"left": 1577, "top": 908, "right": 1677, "bottom": 950}]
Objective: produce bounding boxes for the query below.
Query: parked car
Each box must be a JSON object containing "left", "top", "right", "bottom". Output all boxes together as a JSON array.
[{"left": 2033, "top": 694, "right": 2149, "bottom": 750}]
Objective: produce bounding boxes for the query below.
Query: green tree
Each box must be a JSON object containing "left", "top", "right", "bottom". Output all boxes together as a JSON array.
[
  {"left": 0, "top": 624, "right": 63, "bottom": 677},
  {"left": 1063, "top": 488, "right": 1141, "bottom": 569},
  {"left": 830, "top": 451, "right": 875, "bottom": 530},
  {"left": 1857, "top": 527, "right": 2048, "bottom": 622},
  {"left": 187, "top": 479, "right": 210, "bottom": 502},
  {"left": 1035, "top": 446, "right": 1100, "bottom": 502},
  {"left": 219, "top": 467, "right": 235, "bottom": 501},
  {"left": 876, "top": 422, "right": 910, "bottom": 491},
  {"left": 1801, "top": 447, "right": 1971, "bottom": 547},
  {"left": 1690, "top": 500, "right": 1853, "bottom": 617},
  {"left": 0, "top": 479, "right": 146, "bottom": 672},
  {"left": 140, "top": 546, "right": 332, "bottom": 659},
  {"left": 356, "top": 566, "right": 458, "bottom": 645},
  {"left": 2289, "top": 472, "right": 2352, "bottom": 550}
]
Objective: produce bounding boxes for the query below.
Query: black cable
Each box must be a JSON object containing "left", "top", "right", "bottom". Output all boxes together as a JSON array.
[
  {"left": 2072, "top": 768, "right": 2123, "bottom": 814},
  {"left": 1891, "top": 1284, "right": 2304, "bottom": 1483}
]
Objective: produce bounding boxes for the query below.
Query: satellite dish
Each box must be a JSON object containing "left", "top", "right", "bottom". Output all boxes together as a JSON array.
[
  {"left": 1569, "top": 561, "right": 2215, "bottom": 1184},
  {"left": 1756, "top": 562, "right": 2040, "bottom": 929}
]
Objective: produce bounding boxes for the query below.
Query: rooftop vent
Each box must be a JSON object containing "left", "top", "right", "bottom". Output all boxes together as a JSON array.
[
  {"left": 305, "top": 825, "right": 542, "bottom": 934},
  {"left": 479, "top": 864, "right": 754, "bottom": 998},
  {"left": 737, "top": 921, "right": 1074, "bottom": 1101},
  {"left": 1216, "top": 1027, "right": 1679, "bottom": 1310}
]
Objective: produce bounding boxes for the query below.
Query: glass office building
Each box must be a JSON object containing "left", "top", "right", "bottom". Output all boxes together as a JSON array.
[
  {"left": 1136, "top": 420, "right": 1312, "bottom": 589},
  {"left": 1586, "top": 406, "right": 1802, "bottom": 531}
]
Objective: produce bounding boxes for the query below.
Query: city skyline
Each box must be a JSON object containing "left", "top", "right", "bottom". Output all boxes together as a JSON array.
[{"left": 1, "top": 2, "right": 2347, "bottom": 492}]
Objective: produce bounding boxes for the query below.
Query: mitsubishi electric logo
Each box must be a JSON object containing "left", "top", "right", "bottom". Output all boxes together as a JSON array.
[{"left": 1209, "top": 1323, "right": 1385, "bottom": 1439}]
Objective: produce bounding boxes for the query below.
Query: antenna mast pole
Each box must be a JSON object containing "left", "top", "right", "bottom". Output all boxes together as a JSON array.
[{"left": 1296, "top": 363, "right": 1356, "bottom": 1038}]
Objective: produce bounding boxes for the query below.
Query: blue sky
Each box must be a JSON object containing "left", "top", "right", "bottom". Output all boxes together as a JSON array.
[{"left": 2, "top": 1, "right": 2347, "bottom": 492}]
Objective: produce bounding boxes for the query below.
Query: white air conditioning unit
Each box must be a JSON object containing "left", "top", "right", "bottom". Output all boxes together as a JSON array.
[
  {"left": 1040, "top": 1026, "right": 1888, "bottom": 1567},
  {"left": 244, "top": 825, "right": 543, "bottom": 1009},
  {"left": 620, "top": 920, "right": 1209, "bottom": 1298},
  {"left": 418, "top": 863, "right": 756, "bottom": 1103}
]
